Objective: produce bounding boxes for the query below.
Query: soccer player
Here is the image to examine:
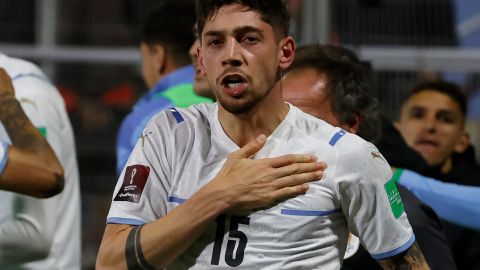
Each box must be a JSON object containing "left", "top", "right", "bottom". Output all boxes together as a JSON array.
[
  {"left": 395, "top": 81, "right": 474, "bottom": 182},
  {"left": 116, "top": 0, "right": 213, "bottom": 176},
  {"left": 97, "top": 1, "right": 428, "bottom": 269},
  {"left": 395, "top": 81, "right": 480, "bottom": 269},
  {"left": 0, "top": 68, "right": 64, "bottom": 198},
  {"left": 0, "top": 54, "right": 81, "bottom": 269}
]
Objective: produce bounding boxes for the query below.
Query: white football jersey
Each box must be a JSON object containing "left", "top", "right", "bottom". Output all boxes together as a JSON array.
[
  {"left": 108, "top": 103, "right": 414, "bottom": 269},
  {"left": 0, "top": 53, "right": 81, "bottom": 270}
]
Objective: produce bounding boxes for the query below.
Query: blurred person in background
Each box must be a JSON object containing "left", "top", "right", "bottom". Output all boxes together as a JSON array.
[
  {"left": 116, "top": 0, "right": 213, "bottom": 176},
  {"left": 282, "top": 44, "right": 456, "bottom": 270},
  {"left": 0, "top": 54, "right": 81, "bottom": 269},
  {"left": 189, "top": 24, "right": 215, "bottom": 100},
  {"left": 395, "top": 81, "right": 480, "bottom": 269},
  {"left": 395, "top": 81, "right": 478, "bottom": 185},
  {"left": 0, "top": 68, "right": 64, "bottom": 198}
]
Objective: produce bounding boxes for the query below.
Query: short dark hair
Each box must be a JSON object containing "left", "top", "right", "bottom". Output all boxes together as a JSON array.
[
  {"left": 286, "top": 44, "right": 381, "bottom": 143},
  {"left": 195, "top": 0, "right": 290, "bottom": 40},
  {"left": 408, "top": 80, "right": 467, "bottom": 117},
  {"left": 141, "top": 0, "right": 195, "bottom": 66}
]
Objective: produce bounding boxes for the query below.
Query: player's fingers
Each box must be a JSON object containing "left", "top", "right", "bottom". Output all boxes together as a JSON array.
[
  {"left": 229, "top": 134, "right": 266, "bottom": 159},
  {"left": 270, "top": 184, "right": 310, "bottom": 201},
  {"left": 274, "top": 169, "right": 324, "bottom": 189},
  {"left": 0, "top": 68, "right": 7, "bottom": 78},
  {"left": 0, "top": 69, "right": 15, "bottom": 97},
  {"left": 273, "top": 162, "right": 326, "bottom": 178},
  {"left": 268, "top": 154, "right": 318, "bottom": 168}
]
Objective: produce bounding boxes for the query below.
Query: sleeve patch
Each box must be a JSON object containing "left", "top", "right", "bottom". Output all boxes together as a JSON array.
[
  {"left": 114, "top": 165, "right": 150, "bottom": 203},
  {"left": 384, "top": 179, "right": 405, "bottom": 219}
]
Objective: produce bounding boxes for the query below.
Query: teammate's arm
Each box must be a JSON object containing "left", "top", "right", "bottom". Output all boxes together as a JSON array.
[
  {"left": 0, "top": 68, "right": 64, "bottom": 198},
  {"left": 0, "top": 67, "right": 62, "bottom": 263},
  {"left": 96, "top": 135, "right": 326, "bottom": 269},
  {"left": 396, "top": 168, "right": 480, "bottom": 230},
  {"left": 378, "top": 242, "right": 430, "bottom": 270}
]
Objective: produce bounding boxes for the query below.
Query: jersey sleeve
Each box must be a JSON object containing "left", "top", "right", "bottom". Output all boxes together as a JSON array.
[
  {"left": 115, "top": 97, "right": 174, "bottom": 176},
  {"left": 398, "top": 168, "right": 480, "bottom": 230},
  {"left": 334, "top": 138, "right": 414, "bottom": 260},
  {"left": 108, "top": 112, "right": 173, "bottom": 226}
]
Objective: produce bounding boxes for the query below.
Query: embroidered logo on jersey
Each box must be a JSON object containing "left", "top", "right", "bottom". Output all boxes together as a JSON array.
[
  {"left": 384, "top": 179, "right": 404, "bottom": 218},
  {"left": 371, "top": 151, "right": 386, "bottom": 163},
  {"left": 114, "top": 165, "right": 150, "bottom": 203},
  {"left": 141, "top": 131, "right": 152, "bottom": 147}
]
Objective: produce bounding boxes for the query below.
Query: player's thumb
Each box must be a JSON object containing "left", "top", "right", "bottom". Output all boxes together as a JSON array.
[{"left": 231, "top": 134, "right": 266, "bottom": 159}]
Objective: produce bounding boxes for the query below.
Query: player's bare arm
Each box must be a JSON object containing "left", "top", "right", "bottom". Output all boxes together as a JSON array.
[
  {"left": 96, "top": 135, "right": 326, "bottom": 269},
  {"left": 378, "top": 242, "right": 430, "bottom": 270},
  {"left": 0, "top": 68, "right": 64, "bottom": 198}
]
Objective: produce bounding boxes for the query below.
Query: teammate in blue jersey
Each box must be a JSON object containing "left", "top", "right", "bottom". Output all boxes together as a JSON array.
[
  {"left": 97, "top": 1, "right": 429, "bottom": 269},
  {"left": 0, "top": 68, "right": 64, "bottom": 198},
  {"left": 116, "top": 0, "right": 213, "bottom": 175}
]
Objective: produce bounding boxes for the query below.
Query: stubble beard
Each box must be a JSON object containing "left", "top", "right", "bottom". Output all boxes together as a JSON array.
[{"left": 217, "top": 92, "right": 260, "bottom": 115}]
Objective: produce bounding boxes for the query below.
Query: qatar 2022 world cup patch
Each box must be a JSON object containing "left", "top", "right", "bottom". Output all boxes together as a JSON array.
[{"left": 114, "top": 165, "right": 150, "bottom": 203}]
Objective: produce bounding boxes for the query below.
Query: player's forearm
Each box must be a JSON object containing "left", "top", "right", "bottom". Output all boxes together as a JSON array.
[
  {"left": 0, "top": 153, "right": 64, "bottom": 198},
  {"left": 0, "top": 98, "right": 63, "bottom": 173},
  {"left": 0, "top": 98, "right": 64, "bottom": 191},
  {"left": 378, "top": 242, "right": 430, "bottom": 270},
  {"left": 142, "top": 188, "right": 230, "bottom": 267},
  {"left": 97, "top": 185, "right": 231, "bottom": 269},
  {"left": 397, "top": 168, "right": 480, "bottom": 230}
]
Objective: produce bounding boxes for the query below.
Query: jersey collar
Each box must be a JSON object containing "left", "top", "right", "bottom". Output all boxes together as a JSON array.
[{"left": 212, "top": 102, "right": 298, "bottom": 157}]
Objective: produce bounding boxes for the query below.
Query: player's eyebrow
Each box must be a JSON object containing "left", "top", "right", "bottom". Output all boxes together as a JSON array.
[{"left": 204, "top": 26, "right": 264, "bottom": 39}]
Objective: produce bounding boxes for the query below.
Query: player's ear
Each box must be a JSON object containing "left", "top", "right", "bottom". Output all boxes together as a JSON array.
[
  {"left": 454, "top": 131, "right": 470, "bottom": 154},
  {"left": 278, "top": 37, "right": 295, "bottom": 69},
  {"left": 197, "top": 46, "right": 206, "bottom": 76},
  {"left": 345, "top": 114, "right": 361, "bottom": 134},
  {"left": 151, "top": 45, "right": 166, "bottom": 75}
]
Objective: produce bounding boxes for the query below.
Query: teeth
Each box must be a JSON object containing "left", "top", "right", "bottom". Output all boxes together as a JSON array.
[{"left": 227, "top": 83, "right": 241, "bottom": 88}]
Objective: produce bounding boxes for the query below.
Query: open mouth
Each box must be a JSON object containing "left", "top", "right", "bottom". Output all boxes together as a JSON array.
[
  {"left": 221, "top": 74, "right": 248, "bottom": 97},
  {"left": 222, "top": 74, "right": 247, "bottom": 88},
  {"left": 416, "top": 139, "right": 439, "bottom": 147}
]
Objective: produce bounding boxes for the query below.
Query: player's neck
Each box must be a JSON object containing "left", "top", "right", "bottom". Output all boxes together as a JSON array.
[
  {"left": 440, "top": 157, "right": 453, "bottom": 174},
  {"left": 218, "top": 87, "right": 289, "bottom": 147}
]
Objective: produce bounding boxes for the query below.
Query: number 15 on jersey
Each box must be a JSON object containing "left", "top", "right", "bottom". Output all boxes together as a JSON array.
[{"left": 211, "top": 214, "right": 250, "bottom": 267}]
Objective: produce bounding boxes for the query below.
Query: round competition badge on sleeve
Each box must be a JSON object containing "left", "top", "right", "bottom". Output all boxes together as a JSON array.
[{"left": 114, "top": 165, "right": 150, "bottom": 203}]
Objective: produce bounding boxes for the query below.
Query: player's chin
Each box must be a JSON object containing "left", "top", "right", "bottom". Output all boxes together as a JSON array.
[
  {"left": 220, "top": 100, "right": 256, "bottom": 114},
  {"left": 218, "top": 96, "right": 258, "bottom": 115}
]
